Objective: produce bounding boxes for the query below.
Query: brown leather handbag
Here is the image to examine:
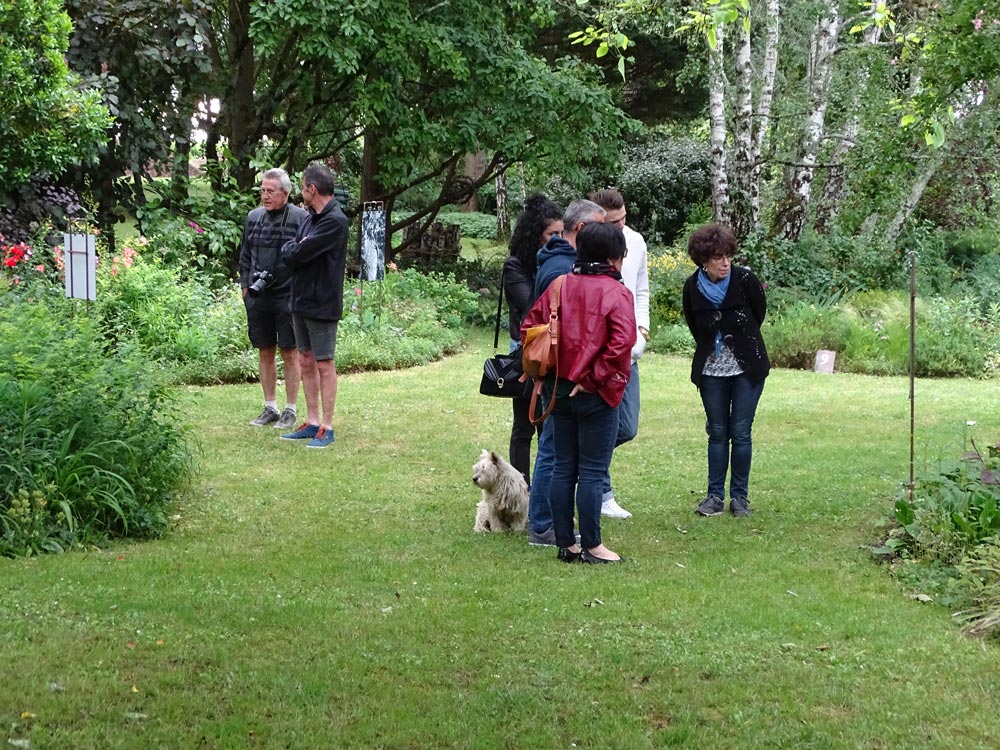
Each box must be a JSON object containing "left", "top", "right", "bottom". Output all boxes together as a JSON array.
[{"left": 520, "top": 275, "right": 565, "bottom": 424}]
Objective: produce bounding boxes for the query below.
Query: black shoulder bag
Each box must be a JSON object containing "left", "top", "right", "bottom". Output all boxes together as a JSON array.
[{"left": 479, "top": 270, "right": 529, "bottom": 398}]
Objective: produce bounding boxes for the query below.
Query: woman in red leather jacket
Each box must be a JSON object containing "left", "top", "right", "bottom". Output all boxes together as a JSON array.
[{"left": 521, "top": 222, "right": 636, "bottom": 564}]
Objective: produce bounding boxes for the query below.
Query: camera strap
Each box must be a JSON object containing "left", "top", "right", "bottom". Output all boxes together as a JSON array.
[{"left": 251, "top": 205, "right": 291, "bottom": 277}]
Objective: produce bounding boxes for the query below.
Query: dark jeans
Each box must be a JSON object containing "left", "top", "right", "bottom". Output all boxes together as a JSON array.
[
  {"left": 699, "top": 374, "right": 765, "bottom": 500},
  {"left": 527, "top": 397, "right": 556, "bottom": 534},
  {"left": 549, "top": 391, "right": 620, "bottom": 549},
  {"left": 510, "top": 395, "right": 541, "bottom": 486},
  {"left": 603, "top": 360, "right": 639, "bottom": 497}
]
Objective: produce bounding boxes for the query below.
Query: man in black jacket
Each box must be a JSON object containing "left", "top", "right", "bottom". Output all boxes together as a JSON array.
[
  {"left": 238, "top": 168, "right": 307, "bottom": 429},
  {"left": 279, "top": 163, "right": 349, "bottom": 449}
]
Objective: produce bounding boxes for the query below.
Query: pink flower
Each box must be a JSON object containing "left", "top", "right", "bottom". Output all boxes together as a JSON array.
[
  {"left": 388, "top": 261, "right": 398, "bottom": 271},
  {"left": 111, "top": 267, "right": 119, "bottom": 277},
  {"left": 353, "top": 287, "right": 363, "bottom": 296},
  {"left": 973, "top": 17, "right": 983, "bottom": 29},
  {"left": 35, "top": 264, "right": 45, "bottom": 273}
]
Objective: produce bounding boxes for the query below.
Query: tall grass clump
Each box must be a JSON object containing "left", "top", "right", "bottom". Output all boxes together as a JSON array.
[{"left": 0, "top": 286, "right": 193, "bottom": 557}]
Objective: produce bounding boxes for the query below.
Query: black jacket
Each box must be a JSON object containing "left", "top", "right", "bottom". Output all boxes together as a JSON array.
[
  {"left": 237, "top": 204, "right": 307, "bottom": 294},
  {"left": 503, "top": 256, "right": 534, "bottom": 341},
  {"left": 281, "top": 199, "right": 349, "bottom": 321},
  {"left": 682, "top": 266, "right": 770, "bottom": 387}
]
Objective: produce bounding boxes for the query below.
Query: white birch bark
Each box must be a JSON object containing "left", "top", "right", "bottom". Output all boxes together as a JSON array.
[
  {"left": 495, "top": 168, "right": 510, "bottom": 240},
  {"left": 707, "top": 26, "right": 730, "bottom": 225},
  {"left": 814, "top": 4, "right": 883, "bottom": 232},
  {"left": 777, "top": 0, "right": 843, "bottom": 241},
  {"left": 749, "top": 0, "right": 781, "bottom": 229},
  {"left": 731, "top": 9, "right": 755, "bottom": 240},
  {"left": 883, "top": 148, "right": 943, "bottom": 246}
]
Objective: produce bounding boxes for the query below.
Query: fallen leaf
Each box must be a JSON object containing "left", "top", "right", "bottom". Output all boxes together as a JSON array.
[
  {"left": 20, "top": 712, "right": 34, "bottom": 720},
  {"left": 155, "top": 640, "right": 164, "bottom": 647},
  {"left": 786, "top": 590, "right": 799, "bottom": 597},
  {"left": 816, "top": 644, "right": 830, "bottom": 651},
  {"left": 780, "top": 642, "right": 797, "bottom": 650},
  {"left": 675, "top": 525, "right": 688, "bottom": 534},
  {"left": 47, "top": 683, "right": 65, "bottom": 693},
  {"left": 126, "top": 642, "right": 137, "bottom": 650},
  {"left": 124, "top": 712, "right": 148, "bottom": 721},
  {"left": 675, "top": 562, "right": 686, "bottom": 568},
  {"left": 130, "top": 685, "right": 139, "bottom": 694},
  {"left": 912, "top": 593, "right": 933, "bottom": 603}
]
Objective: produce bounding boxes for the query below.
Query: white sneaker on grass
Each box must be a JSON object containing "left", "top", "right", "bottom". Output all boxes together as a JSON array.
[{"left": 601, "top": 497, "right": 632, "bottom": 519}]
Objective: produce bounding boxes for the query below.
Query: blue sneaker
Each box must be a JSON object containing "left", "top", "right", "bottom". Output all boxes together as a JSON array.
[
  {"left": 280, "top": 422, "right": 319, "bottom": 441},
  {"left": 306, "top": 427, "right": 335, "bottom": 449}
]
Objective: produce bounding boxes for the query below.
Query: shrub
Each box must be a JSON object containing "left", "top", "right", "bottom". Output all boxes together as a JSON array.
[
  {"left": 648, "top": 323, "right": 695, "bottom": 357},
  {"left": 763, "top": 300, "right": 854, "bottom": 370},
  {"left": 0, "top": 287, "right": 192, "bottom": 556},
  {"left": 614, "top": 136, "right": 712, "bottom": 245},
  {"left": 647, "top": 245, "right": 693, "bottom": 328},
  {"left": 436, "top": 211, "right": 498, "bottom": 240}
]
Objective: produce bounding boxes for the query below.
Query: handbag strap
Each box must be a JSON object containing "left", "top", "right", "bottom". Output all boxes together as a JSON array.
[
  {"left": 492, "top": 268, "right": 505, "bottom": 353},
  {"left": 528, "top": 275, "right": 565, "bottom": 425}
]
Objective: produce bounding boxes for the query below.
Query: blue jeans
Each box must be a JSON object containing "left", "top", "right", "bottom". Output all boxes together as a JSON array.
[
  {"left": 528, "top": 398, "right": 555, "bottom": 534},
  {"left": 603, "top": 361, "right": 639, "bottom": 498},
  {"left": 549, "top": 391, "right": 620, "bottom": 549},
  {"left": 699, "top": 374, "right": 765, "bottom": 500}
]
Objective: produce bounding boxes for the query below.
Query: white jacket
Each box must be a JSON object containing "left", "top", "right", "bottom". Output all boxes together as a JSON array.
[{"left": 620, "top": 225, "right": 650, "bottom": 361}]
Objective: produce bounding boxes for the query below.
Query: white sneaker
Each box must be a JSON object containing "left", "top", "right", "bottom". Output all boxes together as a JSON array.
[{"left": 601, "top": 498, "right": 632, "bottom": 519}]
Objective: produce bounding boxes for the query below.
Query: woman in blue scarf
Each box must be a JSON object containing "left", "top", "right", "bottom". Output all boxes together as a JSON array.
[{"left": 682, "top": 224, "right": 769, "bottom": 518}]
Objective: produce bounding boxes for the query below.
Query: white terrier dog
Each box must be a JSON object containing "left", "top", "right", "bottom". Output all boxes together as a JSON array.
[{"left": 472, "top": 449, "right": 529, "bottom": 533}]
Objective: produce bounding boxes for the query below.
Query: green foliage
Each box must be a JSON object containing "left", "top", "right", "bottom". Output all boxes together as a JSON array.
[
  {"left": 0, "top": 287, "right": 192, "bottom": 557},
  {"left": 435, "top": 212, "right": 497, "bottom": 241},
  {"left": 740, "top": 231, "right": 903, "bottom": 297},
  {"left": 134, "top": 181, "right": 253, "bottom": 289},
  {"left": 876, "top": 439, "right": 1000, "bottom": 639},
  {"left": 647, "top": 244, "right": 694, "bottom": 329},
  {"left": 613, "top": 135, "right": 712, "bottom": 245},
  {"left": 0, "top": 0, "right": 110, "bottom": 193},
  {"left": 648, "top": 323, "right": 695, "bottom": 356}
]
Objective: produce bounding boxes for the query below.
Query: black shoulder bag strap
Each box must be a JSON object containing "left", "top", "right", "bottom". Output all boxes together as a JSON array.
[{"left": 493, "top": 269, "right": 505, "bottom": 355}]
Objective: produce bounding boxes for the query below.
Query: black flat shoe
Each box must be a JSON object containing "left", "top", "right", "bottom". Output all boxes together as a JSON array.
[
  {"left": 557, "top": 547, "right": 582, "bottom": 563},
  {"left": 581, "top": 550, "right": 624, "bottom": 565}
]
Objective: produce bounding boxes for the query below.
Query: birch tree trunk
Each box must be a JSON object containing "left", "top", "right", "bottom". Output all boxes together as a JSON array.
[
  {"left": 730, "top": 9, "right": 754, "bottom": 241},
  {"left": 707, "top": 27, "right": 730, "bottom": 225},
  {"left": 775, "top": 0, "right": 843, "bottom": 241},
  {"left": 814, "top": 5, "right": 883, "bottom": 233},
  {"left": 749, "top": 0, "right": 781, "bottom": 231},
  {"left": 495, "top": 168, "right": 510, "bottom": 240}
]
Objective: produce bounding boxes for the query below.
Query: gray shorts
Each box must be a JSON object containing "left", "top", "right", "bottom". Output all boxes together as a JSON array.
[{"left": 292, "top": 315, "right": 339, "bottom": 361}]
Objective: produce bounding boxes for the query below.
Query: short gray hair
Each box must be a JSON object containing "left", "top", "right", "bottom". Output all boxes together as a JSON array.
[
  {"left": 261, "top": 168, "right": 292, "bottom": 194},
  {"left": 563, "top": 199, "right": 605, "bottom": 229}
]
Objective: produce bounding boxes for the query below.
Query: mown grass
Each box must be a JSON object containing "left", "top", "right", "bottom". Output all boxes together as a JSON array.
[{"left": 3, "top": 331, "right": 1000, "bottom": 749}]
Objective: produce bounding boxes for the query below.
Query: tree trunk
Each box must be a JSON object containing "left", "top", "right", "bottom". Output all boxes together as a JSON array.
[
  {"left": 228, "top": 0, "right": 256, "bottom": 191},
  {"left": 495, "top": 168, "right": 510, "bottom": 240},
  {"left": 884, "top": 148, "right": 944, "bottom": 246},
  {"left": 814, "top": 5, "right": 883, "bottom": 233},
  {"left": 750, "top": 0, "right": 781, "bottom": 230},
  {"left": 169, "top": 112, "right": 192, "bottom": 207},
  {"left": 462, "top": 151, "right": 487, "bottom": 212},
  {"left": 776, "top": 0, "right": 842, "bottom": 241},
  {"left": 361, "top": 128, "right": 391, "bottom": 259},
  {"left": 730, "top": 10, "right": 754, "bottom": 241},
  {"left": 707, "top": 28, "right": 730, "bottom": 225}
]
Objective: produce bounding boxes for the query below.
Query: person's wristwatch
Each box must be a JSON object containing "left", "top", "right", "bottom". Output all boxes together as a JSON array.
[{"left": 638, "top": 326, "right": 650, "bottom": 342}]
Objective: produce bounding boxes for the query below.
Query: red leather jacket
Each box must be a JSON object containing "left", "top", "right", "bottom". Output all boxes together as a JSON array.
[{"left": 521, "top": 273, "right": 636, "bottom": 407}]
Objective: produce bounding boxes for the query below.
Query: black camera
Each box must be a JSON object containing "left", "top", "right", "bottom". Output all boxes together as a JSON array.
[{"left": 248, "top": 269, "right": 273, "bottom": 297}]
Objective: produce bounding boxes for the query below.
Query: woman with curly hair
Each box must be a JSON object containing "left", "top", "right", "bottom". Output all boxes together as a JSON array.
[
  {"left": 503, "top": 193, "right": 564, "bottom": 485},
  {"left": 682, "top": 224, "right": 770, "bottom": 518}
]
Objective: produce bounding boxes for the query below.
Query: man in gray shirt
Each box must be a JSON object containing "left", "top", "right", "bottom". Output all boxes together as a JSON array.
[{"left": 238, "top": 167, "right": 308, "bottom": 429}]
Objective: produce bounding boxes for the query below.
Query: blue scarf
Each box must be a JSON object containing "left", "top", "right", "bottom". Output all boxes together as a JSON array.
[{"left": 696, "top": 268, "right": 731, "bottom": 357}]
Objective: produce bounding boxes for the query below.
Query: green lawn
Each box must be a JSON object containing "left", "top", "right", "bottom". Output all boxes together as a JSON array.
[{"left": 3, "top": 333, "right": 1000, "bottom": 749}]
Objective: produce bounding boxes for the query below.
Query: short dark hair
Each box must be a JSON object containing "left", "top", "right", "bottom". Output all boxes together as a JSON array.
[
  {"left": 588, "top": 188, "right": 625, "bottom": 212},
  {"left": 302, "top": 163, "right": 336, "bottom": 196},
  {"left": 576, "top": 222, "right": 626, "bottom": 264},
  {"left": 688, "top": 224, "right": 738, "bottom": 265}
]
